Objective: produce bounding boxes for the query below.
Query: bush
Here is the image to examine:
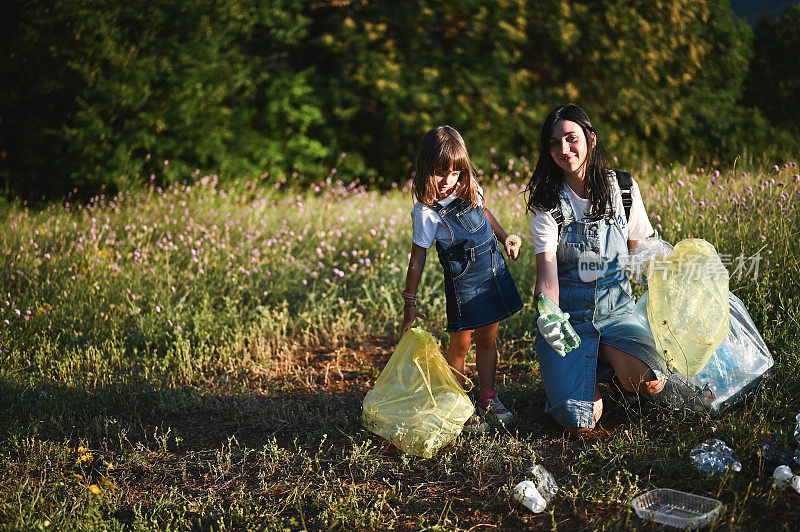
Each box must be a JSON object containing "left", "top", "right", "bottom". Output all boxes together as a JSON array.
[
  {"left": 1, "top": 0, "right": 796, "bottom": 200},
  {"left": 0, "top": 0, "right": 327, "bottom": 199}
]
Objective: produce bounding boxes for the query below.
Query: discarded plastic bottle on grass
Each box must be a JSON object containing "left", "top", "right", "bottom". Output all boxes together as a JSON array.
[
  {"left": 530, "top": 464, "right": 559, "bottom": 503},
  {"left": 690, "top": 439, "right": 742, "bottom": 474},
  {"left": 512, "top": 464, "right": 559, "bottom": 513},
  {"left": 536, "top": 293, "right": 581, "bottom": 354}
]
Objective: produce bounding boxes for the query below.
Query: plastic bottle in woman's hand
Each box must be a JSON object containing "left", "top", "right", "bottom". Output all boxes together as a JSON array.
[{"left": 536, "top": 293, "right": 581, "bottom": 355}]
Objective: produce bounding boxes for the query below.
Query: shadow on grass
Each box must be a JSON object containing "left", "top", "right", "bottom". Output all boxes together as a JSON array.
[{"left": 0, "top": 374, "right": 372, "bottom": 453}]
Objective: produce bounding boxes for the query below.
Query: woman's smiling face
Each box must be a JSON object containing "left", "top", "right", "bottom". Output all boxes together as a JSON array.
[{"left": 549, "top": 120, "right": 592, "bottom": 178}]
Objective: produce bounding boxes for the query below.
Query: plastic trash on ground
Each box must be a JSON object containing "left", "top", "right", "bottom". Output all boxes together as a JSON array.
[
  {"left": 771, "top": 465, "right": 800, "bottom": 494},
  {"left": 755, "top": 439, "right": 796, "bottom": 469},
  {"left": 773, "top": 465, "right": 794, "bottom": 489},
  {"left": 362, "top": 327, "right": 474, "bottom": 458},
  {"left": 631, "top": 489, "right": 722, "bottom": 530},
  {"left": 795, "top": 413, "right": 800, "bottom": 443},
  {"left": 625, "top": 236, "right": 674, "bottom": 284},
  {"left": 690, "top": 439, "right": 741, "bottom": 475},
  {"left": 512, "top": 464, "right": 558, "bottom": 513},
  {"left": 647, "top": 239, "right": 729, "bottom": 376},
  {"left": 633, "top": 291, "right": 772, "bottom": 415},
  {"left": 530, "top": 464, "right": 559, "bottom": 503},
  {"left": 513, "top": 481, "right": 547, "bottom": 513}
]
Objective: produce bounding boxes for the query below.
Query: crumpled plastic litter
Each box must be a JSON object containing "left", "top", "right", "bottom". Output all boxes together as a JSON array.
[
  {"left": 512, "top": 464, "right": 559, "bottom": 513},
  {"left": 689, "top": 438, "right": 742, "bottom": 474},
  {"left": 530, "top": 464, "right": 559, "bottom": 503},
  {"left": 362, "top": 327, "right": 474, "bottom": 458},
  {"left": 625, "top": 236, "right": 674, "bottom": 284},
  {"left": 647, "top": 239, "right": 730, "bottom": 376}
]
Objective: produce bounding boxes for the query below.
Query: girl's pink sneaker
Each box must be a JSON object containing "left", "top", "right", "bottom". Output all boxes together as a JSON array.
[{"left": 479, "top": 389, "right": 514, "bottom": 423}]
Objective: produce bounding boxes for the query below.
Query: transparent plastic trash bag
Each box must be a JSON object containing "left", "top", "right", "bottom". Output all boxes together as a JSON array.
[
  {"left": 626, "top": 236, "right": 674, "bottom": 285},
  {"left": 634, "top": 291, "right": 773, "bottom": 415},
  {"left": 646, "top": 239, "right": 730, "bottom": 376},
  {"left": 362, "top": 327, "right": 474, "bottom": 458}
]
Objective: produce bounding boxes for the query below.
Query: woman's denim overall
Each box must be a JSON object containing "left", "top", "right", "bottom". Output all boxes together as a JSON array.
[
  {"left": 432, "top": 198, "right": 523, "bottom": 332},
  {"left": 535, "top": 185, "right": 666, "bottom": 428}
]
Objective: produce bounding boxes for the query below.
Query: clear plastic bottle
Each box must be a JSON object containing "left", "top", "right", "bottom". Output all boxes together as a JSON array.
[
  {"left": 536, "top": 293, "right": 581, "bottom": 354},
  {"left": 530, "top": 464, "right": 559, "bottom": 503},
  {"left": 689, "top": 439, "right": 742, "bottom": 474}
]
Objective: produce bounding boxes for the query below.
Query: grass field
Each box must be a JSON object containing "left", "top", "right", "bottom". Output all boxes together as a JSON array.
[{"left": 2, "top": 160, "right": 800, "bottom": 530}]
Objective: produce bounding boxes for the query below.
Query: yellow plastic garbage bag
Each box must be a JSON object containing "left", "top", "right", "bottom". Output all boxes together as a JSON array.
[
  {"left": 647, "top": 238, "right": 730, "bottom": 376},
  {"left": 362, "top": 328, "right": 474, "bottom": 458}
]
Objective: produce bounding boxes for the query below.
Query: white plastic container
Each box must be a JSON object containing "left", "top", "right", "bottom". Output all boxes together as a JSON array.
[
  {"left": 631, "top": 489, "right": 722, "bottom": 529},
  {"left": 773, "top": 465, "right": 794, "bottom": 489},
  {"left": 512, "top": 481, "right": 547, "bottom": 513}
]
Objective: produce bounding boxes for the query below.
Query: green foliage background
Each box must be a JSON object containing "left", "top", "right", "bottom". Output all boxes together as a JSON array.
[{"left": 1, "top": 0, "right": 799, "bottom": 199}]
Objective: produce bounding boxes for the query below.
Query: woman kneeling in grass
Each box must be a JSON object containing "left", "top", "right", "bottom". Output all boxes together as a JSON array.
[{"left": 525, "top": 104, "right": 667, "bottom": 433}]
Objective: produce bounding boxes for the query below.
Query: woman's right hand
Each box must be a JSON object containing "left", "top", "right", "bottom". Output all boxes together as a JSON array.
[
  {"left": 401, "top": 305, "right": 427, "bottom": 335},
  {"left": 536, "top": 315, "right": 567, "bottom": 357}
]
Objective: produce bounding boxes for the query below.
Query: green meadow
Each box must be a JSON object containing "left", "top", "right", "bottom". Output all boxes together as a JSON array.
[{"left": 2, "top": 161, "right": 799, "bottom": 530}]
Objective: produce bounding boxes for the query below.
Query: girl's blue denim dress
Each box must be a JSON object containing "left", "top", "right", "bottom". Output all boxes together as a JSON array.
[
  {"left": 535, "top": 185, "right": 667, "bottom": 428},
  {"left": 432, "top": 198, "right": 523, "bottom": 332}
]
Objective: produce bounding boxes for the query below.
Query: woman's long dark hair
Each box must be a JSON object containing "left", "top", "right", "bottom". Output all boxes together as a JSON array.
[{"left": 524, "top": 104, "right": 610, "bottom": 218}]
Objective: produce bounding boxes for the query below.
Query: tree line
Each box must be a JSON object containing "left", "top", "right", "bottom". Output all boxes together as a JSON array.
[{"left": 1, "top": 0, "right": 798, "bottom": 200}]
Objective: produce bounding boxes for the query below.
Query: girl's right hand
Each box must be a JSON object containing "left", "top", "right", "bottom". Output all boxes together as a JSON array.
[
  {"left": 504, "top": 234, "right": 522, "bottom": 260},
  {"left": 401, "top": 306, "right": 427, "bottom": 335}
]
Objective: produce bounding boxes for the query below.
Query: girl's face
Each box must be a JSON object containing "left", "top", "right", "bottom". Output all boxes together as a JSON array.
[
  {"left": 434, "top": 169, "right": 461, "bottom": 199},
  {"left": 549, "top": 120, "right": 593, "bottom": 178}
]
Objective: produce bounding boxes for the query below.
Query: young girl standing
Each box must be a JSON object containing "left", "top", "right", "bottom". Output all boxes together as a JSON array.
[
  {"left": 525, "top": 104, "right": 667, "bottom": 433},
  {"left": 400, "top": 125, "right": 523, "bottom": 430}
]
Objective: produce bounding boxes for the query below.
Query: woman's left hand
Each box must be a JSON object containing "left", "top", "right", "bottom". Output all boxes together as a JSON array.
[{"left": 504, "top": 235, "right": 521, "bottom": 260}]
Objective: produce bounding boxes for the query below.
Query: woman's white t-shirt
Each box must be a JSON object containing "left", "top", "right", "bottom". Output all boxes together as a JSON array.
[
  {"left": 411, "top": 185, "right": 485, "bottom": 249},
  {"left": 529, "top": 176, "right": 653, "bottom": 255}
]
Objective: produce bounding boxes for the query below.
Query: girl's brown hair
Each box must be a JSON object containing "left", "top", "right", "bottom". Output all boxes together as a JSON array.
[{"left": 413, "top": 126, "right": 480, "bottom": 208}]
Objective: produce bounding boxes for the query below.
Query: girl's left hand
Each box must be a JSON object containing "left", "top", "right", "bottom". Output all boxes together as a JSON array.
[{"left": 504, "top": 235, "right": 521, "bottom": 261}]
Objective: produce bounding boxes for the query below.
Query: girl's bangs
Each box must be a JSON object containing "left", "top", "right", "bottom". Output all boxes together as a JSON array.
[{"left": 435, "top": 143, "right": 471, "bottom": 175}]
